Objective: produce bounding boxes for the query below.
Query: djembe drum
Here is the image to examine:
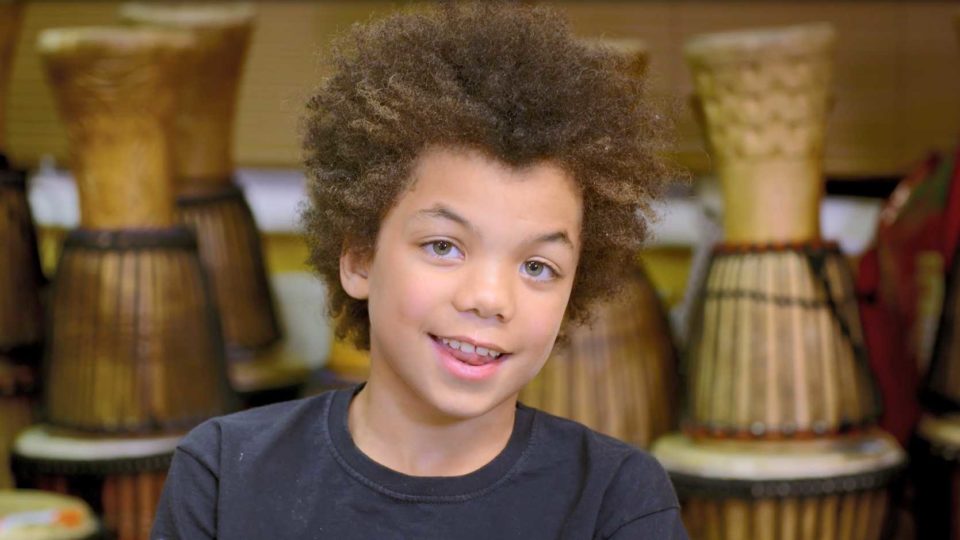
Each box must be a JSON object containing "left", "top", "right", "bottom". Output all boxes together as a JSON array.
[
  {"left": 120, "top": 3, "right": 309, "bottom": 407},
  {"left": 520, "top": 262, "right": 678, "bottom": 448},
  {"left": 651, "top": 24, "right": 905, "bottom": 539},
  {"left": 0, "top": 490, "right": 99, "bottom": 540},
  {"left": 12, "top": 426, "right": 177, "bottom": 540},
  {"left": 0, "top": 0, "right": 43, "bottom": 490},
  {"left": 37, "top": 27, "right": 232, "bottom": 434}
]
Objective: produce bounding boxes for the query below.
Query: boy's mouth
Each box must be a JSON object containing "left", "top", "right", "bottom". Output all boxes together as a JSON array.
[{"left": 429, "top": 334, "right": 509, "bottom": 366}]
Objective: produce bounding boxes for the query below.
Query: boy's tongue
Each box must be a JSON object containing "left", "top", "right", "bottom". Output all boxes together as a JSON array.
[{"left": 447, "top": 343, "right": 495, "bottom": 366}]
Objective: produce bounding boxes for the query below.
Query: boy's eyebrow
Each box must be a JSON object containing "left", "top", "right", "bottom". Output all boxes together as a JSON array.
[{"left": 416, "top": 204, "right": 575, "bottom": 250}]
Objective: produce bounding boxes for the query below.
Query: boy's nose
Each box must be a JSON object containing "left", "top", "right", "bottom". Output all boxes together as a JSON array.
[{"left": 452, "top": 261, "right": 515, "bottom": 323}]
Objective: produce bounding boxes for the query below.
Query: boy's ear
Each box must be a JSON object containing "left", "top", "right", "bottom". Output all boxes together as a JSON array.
[{"left": 340, "top": 248, "right": 371, "bottom": 300}]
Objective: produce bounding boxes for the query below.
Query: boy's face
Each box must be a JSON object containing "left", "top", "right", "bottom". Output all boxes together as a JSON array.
[{"left": 341, "top": 146, "right": 582, "bottom": 421}]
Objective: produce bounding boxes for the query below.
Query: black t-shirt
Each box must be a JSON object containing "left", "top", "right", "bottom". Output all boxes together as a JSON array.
[{"left": 151, "top": 386, "right": 687, "bottom": 539}]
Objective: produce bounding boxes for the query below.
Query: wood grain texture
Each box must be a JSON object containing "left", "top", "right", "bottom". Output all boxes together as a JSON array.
[
  {"left": 120, "top": 3, "right": 255, "bottom": 187},
  {"left": 44, "top": 233, "right": 231, "bottom": 433},
  {"left": 37, "top": 27, "right": 191, "bottom": 229},
  {"left": 686, "top": 245, "right": 878, "bottom": 437}
]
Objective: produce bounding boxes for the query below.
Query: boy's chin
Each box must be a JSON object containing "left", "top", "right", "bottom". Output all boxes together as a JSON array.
[{"left": 427, "top": 387, "right": 521, "bottom": 422}]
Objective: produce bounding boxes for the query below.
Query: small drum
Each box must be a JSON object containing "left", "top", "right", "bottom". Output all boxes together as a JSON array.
[
  {"left": 0, "top": 490, "right": 99, "bottom": 540},
  {"left": 12, "top": 425, "right": 180, "bottom": 540},
  {"left": 685, "top": 243, "right": 880, "bottom": 438},
  {"left": 913, "top": 414, "right": 960, "bottom": 539},
  {"left": 521, "top": 263, "right": 678, "bottom": 448},
  {"left": 652, "top": 430, "right": 906, "bottom": 540}
]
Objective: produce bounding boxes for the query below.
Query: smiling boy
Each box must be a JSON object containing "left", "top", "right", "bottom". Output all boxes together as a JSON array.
[{"left": 152, "top": 4, "right": 686, "bottom": 539}]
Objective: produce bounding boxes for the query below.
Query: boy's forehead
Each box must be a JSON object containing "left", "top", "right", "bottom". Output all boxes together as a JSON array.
[{"left": 387, "top": 146, "right": 583, "bottom": 241}]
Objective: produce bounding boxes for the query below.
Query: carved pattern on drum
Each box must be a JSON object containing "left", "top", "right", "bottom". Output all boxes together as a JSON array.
[
  {"left": 686, "top": 244, "right": 879, "bottom": 437},
  {"left": 119, "top": 3, "right": 255, "bottom": 186},
  {"left": 44, "top": 230, "right": 231, "bottom": 433},
  {"left": 520, "top": 264, "right": 677, "bottom": 448},
  {"left": 37, "top": 28, "right": 193, "bottom": 229},
  {"left": 0, "top": 176, "right": 44, "bottom": 350},
  {"left": 681, "top": 489, "right": 890, "bottom": 540},
  {"left": 686, "top": 24, "right": 833, "bottom": 162}
]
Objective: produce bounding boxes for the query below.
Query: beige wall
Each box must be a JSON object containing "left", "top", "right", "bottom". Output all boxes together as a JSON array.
[{"left": 6, "top": 1, "right": 960, "bottom": 177}]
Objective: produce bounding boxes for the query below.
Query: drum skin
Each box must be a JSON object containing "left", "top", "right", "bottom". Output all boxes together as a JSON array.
[
  {"left": 521, "top": 262, "right": 678, "bottom": 448},
  {"left": 0, "top": 489, "right": 99, "bottom": 540}
]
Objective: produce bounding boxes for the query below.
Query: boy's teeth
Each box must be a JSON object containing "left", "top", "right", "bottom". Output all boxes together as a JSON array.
[{"left": 438, "top": 336, "right": 503, "bottom": 358}]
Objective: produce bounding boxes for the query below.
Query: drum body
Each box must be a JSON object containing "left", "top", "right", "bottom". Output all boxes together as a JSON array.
[
  {"left": 177, "top": 183, "right": 307, "bottom": 405},
  {"left": 0, "top": 489, "right": 99, "bottom": 540},
  {"left": 521, "top": 263, "right": 678, "bottom": 448},
  {"left": 686, "top": 243, "right": 879, "bottom": 438},
  {"left": 12, "top": 425, "right": 179, "bottom": 540},
  {"left": 653, "top": 431, "right": 906, "bottom": 540},
  {"left": 44, "top": 228, "right": 232, "bottom": 433},
  {"left": 913, "top": 414, "right": 960, "bottom": 539}
]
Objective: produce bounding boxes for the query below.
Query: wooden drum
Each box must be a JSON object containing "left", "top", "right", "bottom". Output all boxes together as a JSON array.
[
  {"left": 687, "top": 243, "right": 879, "bottom": 438},
  {"left": 654, "top": 430, "right": 906, "bottom": 540},
  {"left": 120, "top": 4, "right": 308, "bottom": 404},
  {"left": 37, "top": 27, "right": 235, "bottom": 432},
  {"left": 521, "top": 262, "right": 678, "bottom": 448},
  {"left": 0, "top": 490, "right": 99, "bottom": 540},
  {"left": 12, "top": 425, "right": 180, "bottom": 540}
]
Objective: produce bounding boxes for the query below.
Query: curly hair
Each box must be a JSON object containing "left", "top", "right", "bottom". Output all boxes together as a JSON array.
[{"left": 302, "top": 2, "right": 673, "bottom": 349}]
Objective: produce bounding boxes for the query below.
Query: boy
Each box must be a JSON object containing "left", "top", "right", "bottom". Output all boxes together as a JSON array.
[{"left": 152, "top": 3, "right": 686, "bottom": 539}]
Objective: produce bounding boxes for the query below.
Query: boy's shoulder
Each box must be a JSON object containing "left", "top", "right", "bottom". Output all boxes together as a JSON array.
[{"left": 176, "top": 390, "right": 336, "bottom": 461}]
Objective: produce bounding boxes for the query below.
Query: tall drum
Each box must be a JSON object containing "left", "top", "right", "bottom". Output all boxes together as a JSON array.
[
  {"left": 37, "top": 27, "right": 233, "bottom": 433},
  {"left": 120, "top": 3, "right": 309, "bottom": 405},
  {"left": 651, "top": 23, "right": 905, "bottom": 539}
]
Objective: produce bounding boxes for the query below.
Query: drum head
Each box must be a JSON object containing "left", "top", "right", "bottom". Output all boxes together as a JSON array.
[
  {"left": 12, "top": 425, "right": 181, "bottom": 476},
  {"left": 652, "top": 429, "right": 906, "bottom": 498},
  {"left": 0, "top": 489, "right": 98, "bottom": 540}
]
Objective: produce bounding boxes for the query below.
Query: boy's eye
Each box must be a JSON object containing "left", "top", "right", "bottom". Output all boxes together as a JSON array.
[
  {"left": 424, "top": 240, "right": 462, "bottom": 259},
  {"left": 522, "top": 260, "right": 557, "bottom": 281}
]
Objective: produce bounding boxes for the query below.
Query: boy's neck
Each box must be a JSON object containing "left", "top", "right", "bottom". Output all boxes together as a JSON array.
[{"left": 347, "top": 376, "right": 517, "bottom": 478}]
